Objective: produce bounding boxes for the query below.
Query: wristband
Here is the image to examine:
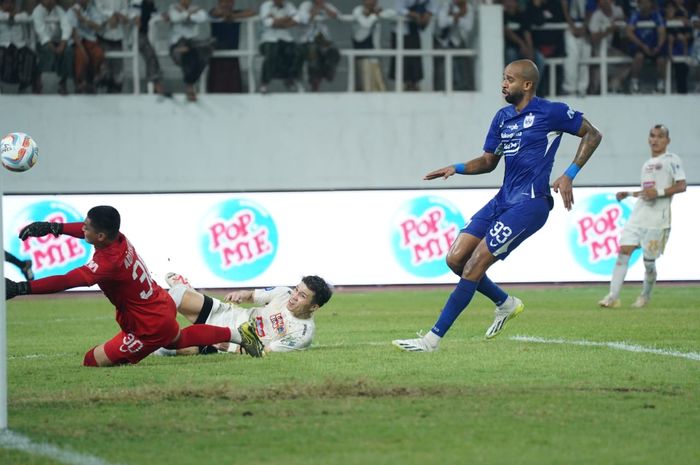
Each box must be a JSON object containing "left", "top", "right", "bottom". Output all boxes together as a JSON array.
[
  {"left": 453, "top": 163, "right": 467, "bottom": 175},
  {"left": 564, "top": 163, "right": 580, "bottom": 180},
  {"left": 656, "top": 188, "right": 664, "bottom": 198}
]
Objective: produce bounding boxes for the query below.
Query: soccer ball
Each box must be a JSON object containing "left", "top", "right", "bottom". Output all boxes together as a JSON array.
[{"left": 1, "top": 132, "right": 38, "bottom": 172}]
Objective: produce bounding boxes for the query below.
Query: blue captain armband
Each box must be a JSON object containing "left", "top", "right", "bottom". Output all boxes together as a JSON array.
[
  {"left": 564, "top": 163, "right": 580, "bottom": 180},
  {"left": 453, "top": 163, "right": 467, "bottom": 174}
]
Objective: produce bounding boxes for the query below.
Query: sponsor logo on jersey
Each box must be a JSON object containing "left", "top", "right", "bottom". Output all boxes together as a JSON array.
[
  {"left": 567, "top": 193, "right": 640, "bottom": 275},
  {"left": 6, "top": 201, "right": 90, "bottom": 279},
  {"left": 567, "top": 107, "right": 575, "bottom": 119},
  {"left": 270, "top": 312, "right": 286, "bottom": 334},
  {"left": 254, "top": 316, "right": 266, "bottom": 337},
  {"left": 391, "top": 196, "right": 464, "bottom": 278},
  {"left": 200, "top": 198, "right": 278, "bottom": 281},
  {"left": 500, "top": 131, "right": 522, "bottom": 139},
  {"left": 501, "top": 139, "right": 521, "bottom": 156}
]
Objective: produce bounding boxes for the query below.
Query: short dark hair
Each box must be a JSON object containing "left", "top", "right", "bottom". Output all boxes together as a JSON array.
[
  {"left": 653, "top": 124, "right": 669, "bottom": 138},
  {"left": 87, "top": 206, "right": 121, "bottom": 240},
  {"left": 302, "top": 275, "right": 333, "bottom": 307}
]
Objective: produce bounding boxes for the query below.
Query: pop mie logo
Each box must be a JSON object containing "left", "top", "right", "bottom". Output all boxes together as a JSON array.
[
  {"left": 391, "top": 196, "right": 464, "bottom": 278},
  {"left": 5, "top": 201, "right": 89, "bottom": 279},
  {"left": 200, "top": 198, "right": 278, "bottom": 281},
  {"left": 568, "top": 193, "right": 639, "bottom": 275}
]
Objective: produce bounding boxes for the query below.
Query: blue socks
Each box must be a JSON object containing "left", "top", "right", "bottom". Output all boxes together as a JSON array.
[
  {"left": 431, "top": 278, "right": 478, "bottom": 336},
  {"left": 477, "top": 274, "right": 508, "bottom": 307}
]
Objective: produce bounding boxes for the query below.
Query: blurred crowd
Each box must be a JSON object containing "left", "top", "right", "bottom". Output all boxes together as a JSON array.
[{"left": 1, "top": 0, "right": 698, "bottom": 97}]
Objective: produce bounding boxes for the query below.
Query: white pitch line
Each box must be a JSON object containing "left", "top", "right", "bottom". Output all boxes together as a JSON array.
[
  {"left": 8, "top": 352, "right": 73, "bottom": 360},
  {"left": 0, "top": 430, "right": 128, "bottom": 465},
  {"left": 314, "top": 341, "right": 388, "bottom": 348},
  {"left": 510, "top": 335, "right": 700, "bottom": 362},
  {"left": 8, "top": 316, "right": 112, "bottom": 326}
]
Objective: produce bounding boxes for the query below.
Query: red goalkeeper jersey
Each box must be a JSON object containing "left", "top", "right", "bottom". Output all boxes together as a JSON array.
[{"left": 30, "top": 223, "right": 176, "bottom": 338}]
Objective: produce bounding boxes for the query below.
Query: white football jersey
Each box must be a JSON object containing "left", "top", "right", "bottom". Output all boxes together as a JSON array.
[
  {"left": 627, "top": 152, "right": 685, "bottom": 229},
  {"left": 206, "top": 287, "right": 316, "bottom": 353}
]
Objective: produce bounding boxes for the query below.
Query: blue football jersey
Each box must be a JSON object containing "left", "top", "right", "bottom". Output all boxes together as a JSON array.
[{"left": 483, "top": 97, "right": 583, "bottom": 205}]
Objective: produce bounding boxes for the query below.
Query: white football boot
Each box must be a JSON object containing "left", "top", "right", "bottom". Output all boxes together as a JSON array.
[
  {"left": 392, "top": 332, "right": 438, "bottom": 352},
  {"left": 598, "top": 294, "right": 621, "bottom": 308},
  {"left": 630, "top": 295, "right": 649, "bottom": 309},
  {"left": 165, "top": 272, "right": 193, "bottom": 290},
  {"left": 485, "top": 296, "right": 524, "bottom": 339}
]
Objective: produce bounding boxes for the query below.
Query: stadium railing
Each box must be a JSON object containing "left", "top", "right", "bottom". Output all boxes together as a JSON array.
[
  {"left": 2, "top": 15, "right": 693, "bottom": 96},
  {"left": 508, "top": 19, "right": 693, "bottom": 96},
  {"left": 147, "top": 15, "right": 478, "bottom": 94}
]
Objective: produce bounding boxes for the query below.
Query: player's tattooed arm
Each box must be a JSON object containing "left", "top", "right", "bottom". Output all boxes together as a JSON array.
[
  {"left": 552, "top": 118, "right": 602, "bottom": 211},
  {"left": 572, "top": 117, "right": 603, "bottom": 168}
]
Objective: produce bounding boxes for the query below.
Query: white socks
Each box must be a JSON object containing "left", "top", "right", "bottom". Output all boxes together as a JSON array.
[
  {"left": 423, "top": 331, "right": 442, "bottom": 348},
  {"left": 642, "top": 259, "right": 657, "bottom": 298},
  {"left": 153, "top": 347, "right": 176, "bottom": 357},
  {"left": 168, "top": 284, "right": 188, "bottom": 307},
  {"left": 609, "top": 253, "right": 631, "bottom": 299}
]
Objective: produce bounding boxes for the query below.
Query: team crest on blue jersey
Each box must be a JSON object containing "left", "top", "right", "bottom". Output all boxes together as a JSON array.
[
  {"left": 5, "top": 200, "right": 90, "bottom": 279},
  {"left": 523, "top": 113, "right": 535, "bottom": 128},
  {"left": 567, "top": 193, "right": 640, "bottom": 275},
  {"left": 200, "top": 198, "right": 278, "bottom": 281},
  {"left": 391, "top": 196, "right": 464, "bottom": 278}
]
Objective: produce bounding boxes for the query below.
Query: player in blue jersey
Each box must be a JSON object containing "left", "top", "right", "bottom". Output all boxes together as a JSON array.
[{"left": 393, "top": 59, "right": 602, "bottom": 352}]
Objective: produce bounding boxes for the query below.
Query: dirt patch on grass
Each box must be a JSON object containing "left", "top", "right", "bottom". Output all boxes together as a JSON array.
[{"left": 13, "top": 379, "right": 684, "bottom": 406}]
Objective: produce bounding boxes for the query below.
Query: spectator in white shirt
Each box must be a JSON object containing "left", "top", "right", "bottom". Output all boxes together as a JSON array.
[
  {"left": 68, "top": 0, "right": 106, "bottom": 94},
  {"left": 0, "top": 0, "right": 40, "bottom": 93},
  {"left": 296, "top": 0, "right": 339, "bottom": 91},
  {"left": 588, "top": 0, "right": 627, "bottom": 93},
  {"left": 167, "top": 0, "right": 213, "bottom": 101},
  {"left": 433, "top": 0, "right": 474, "bottom": 91},
  {"left": 32, "top": 0, "right": 74, "bottom": 95},
  {"left": 561, "top": 0, "right": 593, "bottom": 96},
  {"left": 258, "top": 0, "right": 303, "bottom": 93},
  {"left": 95, "top": 0, "right": 129, "bottom": 92},
  {"left": 351, "top": 0, "right": 395, "bottom": 91}
]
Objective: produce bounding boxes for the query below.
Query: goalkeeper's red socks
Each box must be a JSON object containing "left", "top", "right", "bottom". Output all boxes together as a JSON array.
[{"left": 170, "top": 325, "right": 232, "bottom": 349}]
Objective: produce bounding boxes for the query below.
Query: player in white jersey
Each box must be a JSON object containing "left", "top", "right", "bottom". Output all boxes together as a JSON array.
[
  {"left": 599, "top": 124, "right": 686, "bottom": 309},
  {"left": 158, "top": 273, "right": 333, "bottom": 356}
]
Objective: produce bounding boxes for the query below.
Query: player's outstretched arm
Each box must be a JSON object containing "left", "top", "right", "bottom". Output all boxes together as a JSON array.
[
  {"left": 552, "top": 118, "right": 602, "bottom": 211},
  {"left": 5, "top": 278, "right": 30, "bottom": 299},
  {"left": 223, "top": 289, "right": 254, "bottom": 304},
  {"left": 18, "top": 222, "right": 85, "bottom": 240},
  {"left": 18, "top": 221, "right": 64, "bottom": 240},
  {"left": 424, "top": 152, "right": 501, "bottom": 180},
  {"left": 5, "top": 269, "right": 92, "bottom": 299}
]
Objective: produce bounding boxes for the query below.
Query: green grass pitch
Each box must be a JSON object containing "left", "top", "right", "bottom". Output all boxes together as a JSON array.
[{"left": 2, "top": 284, "right": 699, "bottom": 465}]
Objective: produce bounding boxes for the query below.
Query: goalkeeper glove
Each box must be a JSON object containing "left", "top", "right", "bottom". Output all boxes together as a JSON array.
[
  {"left": 6, "top": 278, "right": 31, "bottom": 300},
  {"left": 18, "top": 221, "right": 64, "bottom": 240}
]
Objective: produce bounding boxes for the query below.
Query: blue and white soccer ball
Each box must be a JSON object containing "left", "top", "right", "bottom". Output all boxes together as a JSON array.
[{"left": 1, "top": 132, "right": 38, "bottom": 172}]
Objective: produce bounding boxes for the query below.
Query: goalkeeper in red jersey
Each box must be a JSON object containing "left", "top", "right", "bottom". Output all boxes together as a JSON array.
[{"left": 5, "top": 205, "right": 265, "bottom": 366}]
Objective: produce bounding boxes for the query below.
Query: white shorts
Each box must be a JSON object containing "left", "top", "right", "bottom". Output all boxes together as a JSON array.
[
  {"left": 620, "top": 225, "right": 670, "bottom": 259},
  {"left": 205, "top": 301, "right": 252, "bottom": 352}
]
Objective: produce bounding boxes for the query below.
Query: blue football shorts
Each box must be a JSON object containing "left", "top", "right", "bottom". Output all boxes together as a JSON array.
[{"left": 462, "top": 196, "right": 552, "bottom": 260}]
